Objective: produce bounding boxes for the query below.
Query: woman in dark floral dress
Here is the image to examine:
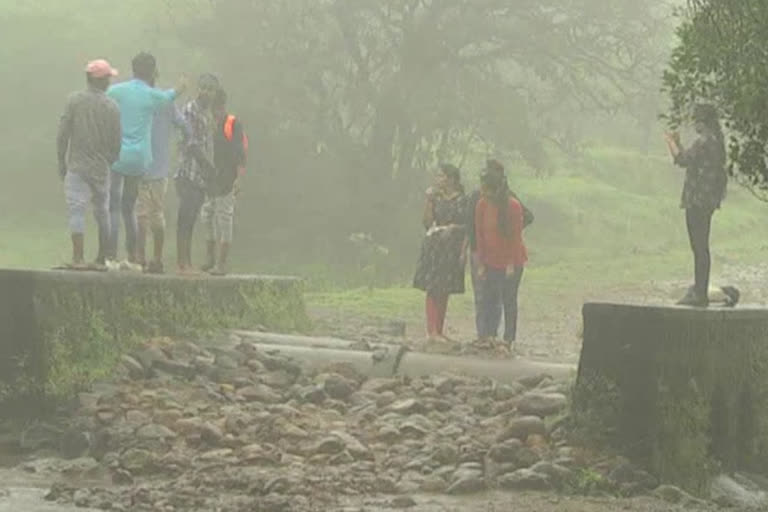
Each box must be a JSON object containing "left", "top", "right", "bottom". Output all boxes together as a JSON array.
[{"left": 413, "top": 164, "right": 468, "bottom": 341}]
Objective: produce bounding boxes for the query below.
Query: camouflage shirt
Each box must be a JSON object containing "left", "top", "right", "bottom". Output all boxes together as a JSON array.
[
  {"left": 56, "top": 87, "right": 122, "bottom": 184},
  {"left": 675, "top": 131, "right": 727, "bottom": 211}
]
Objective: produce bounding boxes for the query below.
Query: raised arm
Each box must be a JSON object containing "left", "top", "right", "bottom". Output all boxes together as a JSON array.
[{"left": 673, "top": 137, "right": 706, "bottom": 169}]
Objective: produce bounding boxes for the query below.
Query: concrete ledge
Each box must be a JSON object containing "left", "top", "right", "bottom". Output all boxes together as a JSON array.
[
  {"left": 0, "top": 269, "right": 307, "bottom": 405},
  {"left": 574, "top": 301, "right": 768, "bottom": 492}
]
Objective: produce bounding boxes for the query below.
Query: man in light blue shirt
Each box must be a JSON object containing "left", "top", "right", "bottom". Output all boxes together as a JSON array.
[
  {"left": 106, "top": 52, "right": 187, "bottom": 267},
  {"left": 136, "top": 88, "right": 191, "bottom": 274}
]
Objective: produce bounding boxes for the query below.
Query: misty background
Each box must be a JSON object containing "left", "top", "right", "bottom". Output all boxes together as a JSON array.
[{"left": 2, "top": 0, "right": 766, "bottom": 291}]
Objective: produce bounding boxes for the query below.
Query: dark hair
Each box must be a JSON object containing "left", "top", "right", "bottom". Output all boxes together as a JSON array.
[
  {"left": 198, "top": 73, "right": 221, "bottom": 91},
  {"left": 481, "top": 171, "right": 512, "bottom": 239},
  {"left": 212, "top": 88, "right": 227, "bottom": 109},
  {"left": 440, "top": 163, "right": 464, "bottom": 194},
  {"left": 132, "top": 52, "right": 157, "bottom": 82},
  {"left": 85, "top": 73, "right": 110, "bottom": 92},
  {"left": 693, "top": 103, "right": 726, "bottom": 165},
  {"left": 486, "top": 159, "right": 505, "bottom": 175}
]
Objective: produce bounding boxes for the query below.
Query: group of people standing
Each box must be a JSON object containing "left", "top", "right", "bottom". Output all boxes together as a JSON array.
[
  {"left": 57, "top": 52, "right": 247, "bottom": 276},
  {"left": 413, "top": 160, "right": 531, "bottom": 350},
  {"left": 413, "top": 102, "right": 731, "bottom": 347}
]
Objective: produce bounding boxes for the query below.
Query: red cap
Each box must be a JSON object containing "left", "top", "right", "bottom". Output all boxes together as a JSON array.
[{"left": 85, "top": 59, "right": 118, "bottom": 79}]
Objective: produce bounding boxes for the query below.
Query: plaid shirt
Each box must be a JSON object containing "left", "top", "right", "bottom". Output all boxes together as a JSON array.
[
  {"left": 57, "top": 87, "right": 121, "bottom": 184},
  {"left": 175, "top": 99, "right": 213, "bottom": 189},
  {"left": 675, "top": 131, "right": 727, "bottom": 211}
]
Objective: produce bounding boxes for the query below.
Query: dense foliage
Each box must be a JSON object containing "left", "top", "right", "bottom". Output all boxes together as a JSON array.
[{"left": 664, "top": 0, "right": 768, "bottom": 199}]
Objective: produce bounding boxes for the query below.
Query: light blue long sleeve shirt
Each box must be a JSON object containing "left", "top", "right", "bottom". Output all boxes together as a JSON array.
[
  {"left": 145, "top": 102, "right": 190, "bottom": 180},
  {"left": 107, "top": 79, "right": 177, "bottom": 176}
]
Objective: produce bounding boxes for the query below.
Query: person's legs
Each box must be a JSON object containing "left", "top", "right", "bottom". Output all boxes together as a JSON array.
[
  {"left": 425, "top": 294, "right": 439, "bottom": 338},
  {"left": 121, "top": 175, "right": 141, "bottom": 263},
  {"left": 176, "top": 179, "right": 194, "bottom": 270},
  {"left": 136, "top": 180, "right": 150, "bottom": 267},
  {"left": 141, "top": 179, "right": 168, "bottom": 273},
  {"left": 502, "top": 266, "right": 524, "bottom": 344},
  {"left": 107, "top": 171, "right": 124, "bottom": 261},
  {"left": 477, "top": 268, "right": 504, "bottom": 340},
  {"left": 684, "top": 207, "right": 713, "bottom": 303},
  {"left": 64, "top": 172, "right": 90, "bottom": 265},
  {"left": 200, "top": 196, "right": 216, "bottom": 271},
  {"left": 470, "top": 254, "right": 483, "bottom": 336},
  {"left": 212, "top": 192, "right": 235, "bottom": 274},
  {"left": 90, "top": 175, "right": 111, "bottom": 265},
  {"left": 435, "top": 294, "right": 449, "bottom": 336}
]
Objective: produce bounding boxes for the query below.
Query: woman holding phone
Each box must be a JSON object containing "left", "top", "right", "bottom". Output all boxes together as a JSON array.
[{"left": 665, "top": 103, "right": 727, "bottom": 307}]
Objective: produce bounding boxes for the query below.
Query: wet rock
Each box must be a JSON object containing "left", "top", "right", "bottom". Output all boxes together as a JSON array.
[
  {"left": 173, "top": 417, "right": 204, "bottom": 436},
  {"left": 431, "top": 375, "right": 462, "bottom": 394},
  {"left": 125, "top": 409, "right": 152, "bottom": 426},
  {"left": 446, "top": 470, "right": 485, "bottom": 494},
  {"left": 237, "top": 384, "right": 282, "bottom": 403},
  {"left": 518, "top": 374, "right": 552, "bottom": 389},
  {"left": 260, "top": 370, "right": 296, "bottom": 389},
  {"left": 321, "top": 373, "right": 356, "bottom": 400},
  {"left": 310, "top": 436, "right": 345, "bottom": 455},
  {"left": 493, "top": 382, "right": 525, "bottom": 401},
  {"left": 498, "top": 468, "right": 553, "bottom": 491},
  {"left": 120, "top": 355, "right": 146, "bottom": 379},
  {"left": 119, "top": 448, "right": 155, "bottom": 473},
  {"left": 431, "top": 444, "right": 459, "bottom": 466},
  {"left": 497, "top": 416, "right": 546, "bottom": 442},
  {"left": 136, "top": 423, "right": 177, "bottom": 441},
  {"left": 201, "top": 422, "right": 224, "bottom": 446},
  {"left": 390, "top": 495, "right": 417, "bottom": 508},
  {"left": 399, "top": 415, "right": 433, "bottom": 438},
  {"left": 529, "top": 461, "right": 572, "bottom": 488},
  {"left": 134, "top": 345, "right": 167, "bottom": 371},
  {"left": 298, "top": 385, "right": 326, "bottom": 405},
  {"left": 376, "top": 391, "right": 397, "bottom": 408},
  {"left": 59, "top": 427, "right": 91, "bottom": 459},
  {"left": 330, "top": 431, "right": 373, "bottom": 460},
  {"left": 377, "top": 425, "right": 401, "bottom": 443},
  {"left": 389, "top": 399, "right": 426, "bottom": 415},
  {"left": 362, "top": 378, "right": 399, "bottom": 394},
  {"left": 420, "top": 475, "right": 447, "bottom": 493},
  {"left": 487, "top": 439, "right": 525, "bottom": 464},
  {"left": 112, "top": 468, "right": 134, "bottom": 485},
  {"left": 154, "top": 409, "right": 183, "bottom": 428},
  {"left": 516, "top": 392, "right": 568, "bottom": 417},
  {"left": 198, "top": 448, "right": 234, "bottom": 462}
]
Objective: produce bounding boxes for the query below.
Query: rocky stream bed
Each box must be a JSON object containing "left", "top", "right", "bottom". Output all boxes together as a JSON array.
[{"left": 2, "top": 332, "right": 765, "bottom": 511}]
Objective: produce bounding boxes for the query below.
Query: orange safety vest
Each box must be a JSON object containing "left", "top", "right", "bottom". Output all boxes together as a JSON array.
[{"left": 223, "top": 115, "right": 248, "bottom": 153}]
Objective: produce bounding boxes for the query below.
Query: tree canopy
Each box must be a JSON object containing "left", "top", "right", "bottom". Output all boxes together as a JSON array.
[{"left": 664, "top": 0, "right": 768, "bottom": 199}]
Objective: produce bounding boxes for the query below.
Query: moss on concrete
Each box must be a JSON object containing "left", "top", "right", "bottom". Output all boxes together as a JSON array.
[
  {"left": 574, "top": 303, "right": 768, "bottom": 494},
  {"left": 0, "top": 270, "right": 308, "bottom": 407}
]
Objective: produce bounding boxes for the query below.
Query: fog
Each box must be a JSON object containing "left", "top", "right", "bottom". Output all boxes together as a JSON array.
[{"left": 0, "top": 0, "right": 690, "bottom": 282}]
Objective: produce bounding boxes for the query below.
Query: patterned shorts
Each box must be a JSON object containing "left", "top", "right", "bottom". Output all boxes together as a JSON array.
[
  {"left": 136, "top": 178, "right": 168, "bottom": 229},
  {"left": 201, "top": 192, "right": 236, "bottom": 243}
]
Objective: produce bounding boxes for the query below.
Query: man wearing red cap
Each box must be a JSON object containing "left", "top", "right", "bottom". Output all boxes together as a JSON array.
[{"left": 57, "top": 59, "right": 122, "bottom": 269}]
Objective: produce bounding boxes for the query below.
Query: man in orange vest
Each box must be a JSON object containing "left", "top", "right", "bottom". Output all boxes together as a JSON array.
[{"left": 201, "top": 88, "right": 247, "bottom": 275}]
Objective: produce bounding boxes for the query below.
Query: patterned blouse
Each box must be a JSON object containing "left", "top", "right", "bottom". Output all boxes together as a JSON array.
[
  {"left": 674, "top": 131, "right": 727, "bottom": 211},
  {"left": 175, "top": 99, "right": 214, "bottom": 189}
]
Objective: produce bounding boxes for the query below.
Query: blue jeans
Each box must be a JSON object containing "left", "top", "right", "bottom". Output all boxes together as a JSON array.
[
  {"left": 477, "top": 266, "right": 524, "bottom": 343},
  {"left": 107, "top": 171, "right": 141, "bottom": 261}
]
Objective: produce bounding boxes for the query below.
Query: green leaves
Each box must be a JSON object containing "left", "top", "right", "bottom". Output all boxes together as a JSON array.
[{"left": 664, "top": 1, "right": 768, "bottom": 197}]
